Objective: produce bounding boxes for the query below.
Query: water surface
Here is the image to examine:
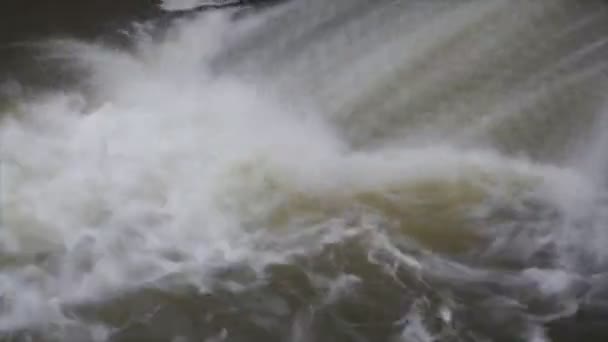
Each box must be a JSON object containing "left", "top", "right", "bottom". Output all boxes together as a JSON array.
[{"left": 2, "top": 1, "right": 608, "bottom": 341}]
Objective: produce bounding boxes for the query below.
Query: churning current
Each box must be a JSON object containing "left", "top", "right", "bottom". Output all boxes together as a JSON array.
[{"left": 2, "top": 0, "right": 608, "bottom": 341}]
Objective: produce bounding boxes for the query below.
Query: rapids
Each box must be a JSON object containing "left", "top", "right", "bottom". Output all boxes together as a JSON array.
[{"left": 2, "top": 0, "right": 608, "bottom": 341}]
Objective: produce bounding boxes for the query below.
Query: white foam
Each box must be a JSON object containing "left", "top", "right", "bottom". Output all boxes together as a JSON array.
[
  {"left": 159, "top": 0, "right": 233, "bottom": 12},
  {"left": 1, "top": 4, "right": 606, "bottom": 336}
]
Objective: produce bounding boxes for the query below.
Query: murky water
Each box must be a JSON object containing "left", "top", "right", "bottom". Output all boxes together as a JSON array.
[{"left": 2, "top": 1, "right": 608, "bottom": 341}]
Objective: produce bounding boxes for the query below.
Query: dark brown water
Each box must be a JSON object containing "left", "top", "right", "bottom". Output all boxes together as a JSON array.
[{"left": 0, "top": 0, "right": 161, "bottom": 94}]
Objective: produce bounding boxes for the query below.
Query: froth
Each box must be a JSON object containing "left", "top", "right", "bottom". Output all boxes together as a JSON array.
[{"left": 1, "top": 8, "right": 606, "bottom": 337}]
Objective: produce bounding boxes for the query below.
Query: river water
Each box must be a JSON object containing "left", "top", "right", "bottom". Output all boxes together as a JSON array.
[{"left": 2, "top": 1, "right": 608, "bottom": 341}]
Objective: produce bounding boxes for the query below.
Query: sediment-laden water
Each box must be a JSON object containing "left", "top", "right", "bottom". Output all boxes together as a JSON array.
[{"left": 2, "top": 1, "right": 608, "bottom": 341}]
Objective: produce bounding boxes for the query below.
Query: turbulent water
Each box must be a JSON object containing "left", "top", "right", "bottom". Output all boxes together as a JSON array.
[{"left": 2, "top": 0, "right": 608, "bottom": 341}]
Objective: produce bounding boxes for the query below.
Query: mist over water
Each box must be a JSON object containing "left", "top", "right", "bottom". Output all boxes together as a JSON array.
[{"left": 2, "top": 0, "right": 608, "bottom": 341}]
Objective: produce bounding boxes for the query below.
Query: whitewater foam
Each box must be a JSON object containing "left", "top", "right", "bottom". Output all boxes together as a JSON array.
[{"left": 2, "top": 2, "right": 608, "bottom": 341}]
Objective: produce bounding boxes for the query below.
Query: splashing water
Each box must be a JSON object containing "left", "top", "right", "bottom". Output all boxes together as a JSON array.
[{"left": 2, "top": 0, "right": 608, "bottom": 341}]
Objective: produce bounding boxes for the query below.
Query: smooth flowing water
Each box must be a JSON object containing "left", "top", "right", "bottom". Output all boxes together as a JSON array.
[{"left": 2, "top": 1, "right": 608, "bottom": 341}]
